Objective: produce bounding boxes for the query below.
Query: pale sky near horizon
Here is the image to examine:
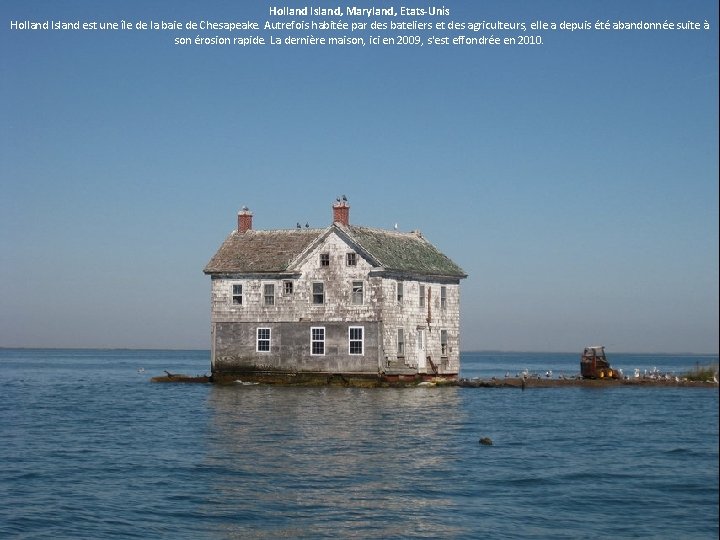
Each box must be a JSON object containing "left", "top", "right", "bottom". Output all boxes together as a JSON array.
[{"left": 1, "top": 0, "right": 718, "bottom": 353}]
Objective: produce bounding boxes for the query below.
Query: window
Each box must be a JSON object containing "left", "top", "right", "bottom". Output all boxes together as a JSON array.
[
  {"left": 352, "top": 281, "right": 363, "bottom": 305},
  {"left": 284, "top": 281, "right": 293, "bottom": 295},
  {"left": 312, "top": 282, "right": 324, "bottom": 304},
  {"left": 346, "top": 253, "right": 357, "bottom": 266},
  {"left": 311, "top": 327, "right": 325, "bottom": 355},
  {"left": 320, "top": 253, "right": 330, "bottom": 267},
  {"left": 397, "top": 328, "right": 405, "bottom": 356},
  {"left": 349, "top": 326, "right": 364, "bottom": 355},
  {"left": 440, "top": 286, "right": 447, "bottom": 309},
  {"left": 264, "top": 284, "right": 275, "bottom": 305},
  {"left": 397, "top": 282, "right": 403, "bottom": 304},
  {"left": 257, "top": 328, "right": 271, "bottom": 352},
  {"left": 231, "top": 284, "right": 243, "bottom": 305},
  {"left": 440, "top": 330, "right": 448, "bottom": 356},
  {"left": 419, "top": 285, "right": 425, "bottom": 307}
]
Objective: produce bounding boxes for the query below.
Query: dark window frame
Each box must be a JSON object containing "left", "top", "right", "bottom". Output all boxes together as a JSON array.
[
  {"left": 312, "top": 282, "right": 325, "bottom": 304},
  {"left": 351, "top": 281, "right": 363, "bottom": 305},
  {"left": 231, "top": 283, "right": 243, "bottom": 305},
  {"left": 264, "top": 283, "right": 275, "bottom": 305}
]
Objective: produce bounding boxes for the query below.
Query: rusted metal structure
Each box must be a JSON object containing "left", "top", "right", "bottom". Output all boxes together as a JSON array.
[{"left": 580, "top": 346, "right": 618, "bottom": 379}]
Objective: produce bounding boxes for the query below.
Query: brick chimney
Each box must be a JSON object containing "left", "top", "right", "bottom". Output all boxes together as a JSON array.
[
  {"left": 237, "top": 206, "right": 253, "bottom": 233},
  {"left": 332, "top": 196, "right": 349, "bottom": 226}
]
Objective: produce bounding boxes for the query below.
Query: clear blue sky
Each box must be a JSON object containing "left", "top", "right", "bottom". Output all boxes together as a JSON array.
[{"left": 1, "top": 0, "right": 718, "bottom": 353}]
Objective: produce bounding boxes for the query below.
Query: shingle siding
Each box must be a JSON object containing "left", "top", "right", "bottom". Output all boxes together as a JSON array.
[
  {"left": 378, "top": 278, "right": 461, "bottom": 374},
  {"left": 205, "top": 210, "right": 466, "bottom": 381},
  {"left": 213, "top": 321, "right": 380, "bottom": 374}
]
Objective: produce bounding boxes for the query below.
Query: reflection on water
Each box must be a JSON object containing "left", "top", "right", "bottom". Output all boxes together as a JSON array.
[
  {"left": 204, "top": 386, "right": 468, "bottom": 538},
  {"left": 200, "top": 385, "right": 719, "bottom": 539},
  {"left": 1, "top": 350, "right": 715, "bottom": 539}
]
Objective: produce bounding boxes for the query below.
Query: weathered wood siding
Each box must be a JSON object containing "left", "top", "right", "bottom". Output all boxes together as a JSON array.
[
  {"left": 378, "top": 278, "right": 461, "bottom": 374},
  {"left": 210, "top": 232, "right": 383, "bottom": 374},
  {"left": 209, "top": 230, "right": 461, "bottom": 376},
  {"left": 213, "top": 321, "right": 380, "bottom": 374},
  {"left": 210, "top": 232, "right": 380, "bottom": 323}
]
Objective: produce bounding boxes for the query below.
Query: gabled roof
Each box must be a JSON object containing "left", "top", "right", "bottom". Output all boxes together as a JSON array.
[
  {"left": 204, "top": 224, "right": 467, "bottom": 279},
  {"left": 203, "top": 228, "right": 324, "bottom": 274},
  {"left": 343, "top": 225, "right": 467, "bottom": 278}
]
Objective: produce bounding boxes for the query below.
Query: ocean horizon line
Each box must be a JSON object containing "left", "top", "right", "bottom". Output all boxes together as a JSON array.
[{"left": 0, "top": 346, "right": 717, "bottom": 357}]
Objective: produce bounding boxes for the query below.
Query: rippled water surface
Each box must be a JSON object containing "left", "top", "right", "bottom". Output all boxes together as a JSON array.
[{"left": 1, "top": 349, "right": 717, "bottom": 539}]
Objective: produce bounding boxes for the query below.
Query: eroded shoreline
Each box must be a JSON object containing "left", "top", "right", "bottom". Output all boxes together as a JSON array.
[{"left": 151, "top": 373, "right": 718, "bottom": 388}]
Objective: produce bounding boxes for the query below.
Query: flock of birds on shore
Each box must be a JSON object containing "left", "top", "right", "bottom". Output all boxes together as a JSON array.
[
  {"left": 489, "top": 366, "right": 718, "bottom": 384},
  {"left": 137, "top": 365, "right": 718, "bottom": 384}
]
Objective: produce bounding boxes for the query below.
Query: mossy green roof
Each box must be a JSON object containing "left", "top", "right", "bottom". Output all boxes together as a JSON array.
[
  {"left": 204, "top": 224, "right": 466, "bottom": 279},
  {"left": 345, "top": 226, "right": 466, "bottom": 278}
]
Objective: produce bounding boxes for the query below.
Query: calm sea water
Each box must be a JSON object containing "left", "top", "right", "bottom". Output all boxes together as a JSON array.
[{"left": 1, "top": 349, "right": 717, "bottom": 539}]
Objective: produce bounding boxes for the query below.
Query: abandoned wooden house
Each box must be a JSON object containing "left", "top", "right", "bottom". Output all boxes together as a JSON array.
[{"left": 203, "top": 198, "right": 467, "bottom": 384}]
